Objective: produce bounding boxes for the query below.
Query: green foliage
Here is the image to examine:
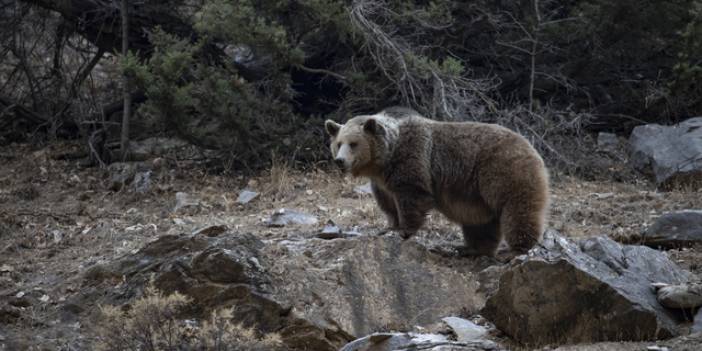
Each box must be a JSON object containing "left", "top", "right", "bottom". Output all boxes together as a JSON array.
[
  {"left": 195, "top": 0, "right": 292, "bottom": 63},
  {"left": 671, "top": 1, "right": 702, "bottom": 99},
  {"left": 106, "top": 0, "right": 702, "bottom": 167},
  {"left": 130, "top": 30, "right": 197, "bottom": 127},
  {"left": 128, "top": 26, "right": 295, "bottom": 164}
]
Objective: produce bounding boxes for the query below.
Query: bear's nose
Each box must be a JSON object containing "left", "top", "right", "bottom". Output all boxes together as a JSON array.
[{"left": 334, "top": 158, "right": 345, "bottom": 169}]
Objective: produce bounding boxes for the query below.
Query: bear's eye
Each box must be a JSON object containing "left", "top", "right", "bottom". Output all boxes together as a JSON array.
[
  {"left": 349, "top": 142, "right": 358, "bottom": 149},
  {"left": 335, "top": 142, "right": 341, "bottom": 149}
]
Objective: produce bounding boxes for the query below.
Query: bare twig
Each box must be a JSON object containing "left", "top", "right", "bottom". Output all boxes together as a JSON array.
[{"left": 349, "top": 0, "right": 497, "bottom": 119}]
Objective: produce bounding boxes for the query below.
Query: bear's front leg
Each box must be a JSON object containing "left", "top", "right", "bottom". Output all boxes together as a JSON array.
[
  {"left": 371, "top": 182, "right": 399, "bottom": 229},
  {"left": 394, "top": 193, "right": 432, "bottom": 239}
]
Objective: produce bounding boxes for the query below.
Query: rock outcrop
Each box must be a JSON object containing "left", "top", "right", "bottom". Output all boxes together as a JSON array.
[
  {"left": 482, "top": 231, "right": 693, "bottom": 346},
  {"left": 82, "top": 231, "right": 490, "bottom": 350}
]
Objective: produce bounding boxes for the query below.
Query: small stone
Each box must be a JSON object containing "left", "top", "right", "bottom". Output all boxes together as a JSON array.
[
  {"left": 265, "top": 209, "right": 318, "bottom": 227},
  {"left": 174, "top": 192, "right": 199, "bottom": 212},
  {"left": 442, "top": 316, "right": 487, "bottom": 342},
  {"left": 192, "top": 225, "right": 228, "bottom": 237},
  {"left": 236, "top": 189, "right": 259, "bottom": 204},
  {"left": 656, "top": 283, "right": 702, "bottom": 309},
  {"left": 321, "top": 220, "right": 341, "bottom": 235},
  {"left": 354, "top": 182, "right": 373, "bottom": 195},
  {"left": 39, "top": 294, "right": 50, "bottom": 303},
  {"left": 592, "top": 192, "right": 614, "bottom": 199},
  {"left": 317, "top": 222, "right": 362, "bottom": 240},
  {"left": 647, "top": 346, "right": 669, "bottom": 351},
  {"left": 0, "top": 264, "right": 13, "bottom": 273}
]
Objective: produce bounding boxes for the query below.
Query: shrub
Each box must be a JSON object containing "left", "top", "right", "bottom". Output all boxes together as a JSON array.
[{"left": 94, "top": 285, "right": 286, "bottom": 351}]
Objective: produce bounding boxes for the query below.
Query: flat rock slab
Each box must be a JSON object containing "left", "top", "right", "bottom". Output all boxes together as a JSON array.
[
  {"left": 442, "top": 317, "right": 488, "bottom": 342},
  {"left": 340, "top": 332, "right": 501, "bottom": 351},
  {"left": 265, "top": 208, "right": 318, "bottom": 227},
  {"left": 642, "top": 210, "right": 702, "bottom": 249},
  {"left": 482, "top": 230, "right": 693, "bottom": 346},
  {"left": 629, "top": 117, "right": 702, "bottom": 189}
]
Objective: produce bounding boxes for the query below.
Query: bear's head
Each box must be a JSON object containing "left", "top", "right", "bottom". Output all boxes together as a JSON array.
[{"left": 324, "top": 116, "right": 393, "bottom": 177}]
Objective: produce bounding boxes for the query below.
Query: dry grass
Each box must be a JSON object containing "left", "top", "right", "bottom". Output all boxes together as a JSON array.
[
  {"left": 94, "top": 284, "right": 285, "bottom": 351},
  {"left": 263, "top": 153, "right": 294, "bottom": 202}
]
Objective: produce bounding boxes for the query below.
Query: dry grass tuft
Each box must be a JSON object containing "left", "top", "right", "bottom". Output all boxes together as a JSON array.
[
  {"left": 264, "top": 153, "right": 294, "bottom": 202},
  {"left": 94, "top": 284, "right": 285, "bottom": 351}
]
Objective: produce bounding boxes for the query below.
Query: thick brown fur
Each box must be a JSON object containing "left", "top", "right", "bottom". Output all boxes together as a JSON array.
[{"left": 325, "top": 108, "right": 550, "bottom": 257}]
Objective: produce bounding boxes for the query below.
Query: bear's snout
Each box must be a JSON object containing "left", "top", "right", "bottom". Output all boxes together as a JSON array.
[{"left": 334, "top": 158, "right": 346, "bottom": 170}]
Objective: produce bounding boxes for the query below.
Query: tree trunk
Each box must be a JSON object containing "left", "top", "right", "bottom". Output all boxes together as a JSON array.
[{"left": 120, "top": 0, "right": 130, "bottom": 160}]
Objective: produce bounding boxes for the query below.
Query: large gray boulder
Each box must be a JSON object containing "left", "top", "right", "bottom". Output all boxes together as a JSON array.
[
  {"left": 266, "top": 235, "right": 489, "bottom": 338},
  {"left": 629, "top": 117, "right": 702, "bottom": 188},
  {"left": 641, "top": 210, "right": 702, "bottom": 249},
  {"left": 482, "top": 231, "right": 693, "bottom": 346}
]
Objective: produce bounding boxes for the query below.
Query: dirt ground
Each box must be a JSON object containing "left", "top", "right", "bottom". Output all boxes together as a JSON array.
[{"left": 0, "top": 141, "right": 701, "bottom": 350}]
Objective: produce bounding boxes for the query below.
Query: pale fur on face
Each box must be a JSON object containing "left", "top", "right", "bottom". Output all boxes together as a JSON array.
[{"left": 325, "top": 113, "right": 399, "bottom": 177}]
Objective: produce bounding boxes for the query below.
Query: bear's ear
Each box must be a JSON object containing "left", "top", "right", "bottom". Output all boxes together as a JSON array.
[
  {"left": 363, "top": 118, "right": 385, "bottom": 136},
  {"left": 325, "top": 120, "right": 342, "bottom": 137}
]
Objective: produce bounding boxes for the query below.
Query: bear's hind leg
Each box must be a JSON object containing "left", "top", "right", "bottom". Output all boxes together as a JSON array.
[
  {"left": 500, "top": 202, "right": 545, "bottom": 254},
  {"left": 460, "top": 219, "right": 501, "bottom": 257}
]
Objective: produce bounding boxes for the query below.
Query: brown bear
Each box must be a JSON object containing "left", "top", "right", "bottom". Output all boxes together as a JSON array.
[{"left": 325, "top": 107, "right": 550, "bottom": 257}]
